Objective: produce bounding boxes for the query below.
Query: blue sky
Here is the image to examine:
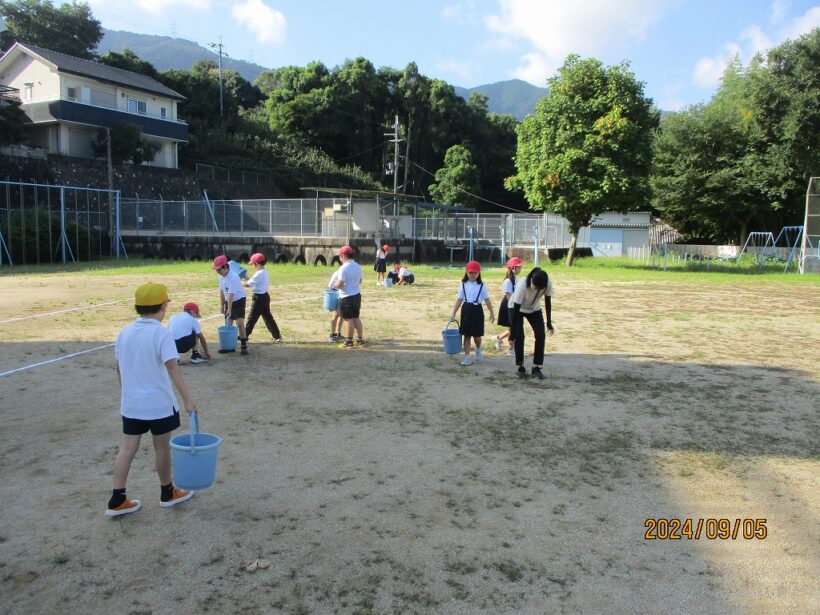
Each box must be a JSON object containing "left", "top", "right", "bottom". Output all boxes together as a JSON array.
[{"left": 86, "top": 0, "right": 819, "bottom": 110}]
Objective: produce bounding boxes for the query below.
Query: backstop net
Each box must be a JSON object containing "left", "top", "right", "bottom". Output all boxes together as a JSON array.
[{"left": 801, "top": 177, "right": 820, "bottom": 274}]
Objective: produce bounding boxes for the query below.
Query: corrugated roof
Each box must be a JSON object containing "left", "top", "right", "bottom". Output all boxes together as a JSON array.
[{"left": 2, "top": 42, "right": 185, "bottom": 101}]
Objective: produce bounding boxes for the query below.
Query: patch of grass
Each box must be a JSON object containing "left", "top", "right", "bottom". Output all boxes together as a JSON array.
[
  {"left": 493, "top": 559, "right": 524, "bottom": 582},
  {"left": 52, "top": 551, "right": 70, "bottom": 565}
]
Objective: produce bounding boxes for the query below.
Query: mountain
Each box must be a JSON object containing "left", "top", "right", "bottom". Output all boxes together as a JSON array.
[
  {"left": 97, "top": 30, "right": 547, "bottom": 117},
  {"left": 454, "top": 79, "right": 547, "bottom": 119},
  {"left": 97, "top": 29, "right": 268, "bottom": 83}
]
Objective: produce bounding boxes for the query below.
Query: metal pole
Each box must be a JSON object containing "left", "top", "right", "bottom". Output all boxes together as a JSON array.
[
  {"left": 500, "top": 227, "right": 506, "bottom": 264},
  {"left": 533, "top": 225, "right": 539, "bottom": 267},
  {"left": 468, "top": 227, "right": 474, "bottom": 261},
  {"left": 60, "top": 187, "right": 66, "bottom": 263}
]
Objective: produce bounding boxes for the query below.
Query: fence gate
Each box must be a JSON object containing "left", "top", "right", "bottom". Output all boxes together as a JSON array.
[{"left": 0, "top": 180, "right": 123, "bottom": 266}]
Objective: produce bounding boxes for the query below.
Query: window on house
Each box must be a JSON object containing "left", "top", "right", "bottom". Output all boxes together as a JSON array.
[
  {"left": 91, "top": 88, "right": 115, "bottom": 107},
  {"left": 160, "top": 107, "right": 166, "bottom": 119},
  {"left": 24, "top": 83, "right": 33, "bottom": 100},
  {"left": 127, "top": 98, "right": 147, "bottom": 115},
  {"left": 67, "top": 87, "right": 76, "bottom": 100}
]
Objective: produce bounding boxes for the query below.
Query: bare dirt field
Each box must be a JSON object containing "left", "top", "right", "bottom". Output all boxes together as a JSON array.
[{"left": 0, "top": 264, "right": 818, "bottom": 614}]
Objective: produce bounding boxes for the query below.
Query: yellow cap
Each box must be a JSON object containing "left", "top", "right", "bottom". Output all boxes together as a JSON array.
[{"left": 135, "top": 283, "right": 170, "bottom": 306}]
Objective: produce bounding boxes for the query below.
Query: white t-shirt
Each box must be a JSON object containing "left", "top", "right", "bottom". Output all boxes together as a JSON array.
[
  {"left": 457, "top": 281, "right": 489, "bottom": 304},
  {"left": 501, "top": 277, "right": 516, "bottom": 298},
  {"left": 167, "top": 311, "right": 202, "bottom": 340},
  {"left": 328, "top": 270, "right": 341, "bottom": 289},
  {"left": 219, "top": 270, "right": 245, "bottom": 303},
  {"left": 247, "top": 267, "right": 270, "bottom": 294},
  {"left": 115, "top": 318, "right": 179, "bottom": 420},
  {"left": 376, "top": 249, "right": 386, "bottom": 261},
  {"left": 337, "top": 260, "right": 363, "bottom": 298},
  {"left": 511, "top": 277, "right": 553, "bottom": 313},
  {"left": 399, "top": 267, "right": 411, "bottom": 278}
]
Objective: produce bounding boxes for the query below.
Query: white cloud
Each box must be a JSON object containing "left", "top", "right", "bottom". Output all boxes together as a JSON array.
[
  {"left": 693, "top": 42, "right": 741, "bottom": 88},
  {"left": 436, "top": 59, "right": 474, "bottom": 81},
  {"left": 657, "top": 83, "right": 686, "bottom": 112},
  {"left": 770, "top": 0, "right": 790, "bottom": 25},
  {"left": 441, "top": 2, "right": 480, "bottom": 27},
  {"left": 485, "top": 0, "right": 674, "bottom": 85},
  {"left": 441, "top": 5, "right": 463, "bottom": 20},
  {"left": 740, "top": 25, "right": 773, "bottom": 56},
  {"left": 780, "top": 6, "right": 820, "bottom": 38},
  {"left": 231, "top": 0, "right": 286, "bottom": 44}
]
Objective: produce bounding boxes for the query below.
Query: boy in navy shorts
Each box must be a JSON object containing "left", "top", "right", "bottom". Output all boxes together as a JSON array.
[{"left": 106, "top": 283, "right": 199, "bottom": 517}]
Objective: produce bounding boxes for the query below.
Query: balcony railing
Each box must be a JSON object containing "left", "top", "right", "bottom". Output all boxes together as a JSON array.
[
  {"left": 22, "top": 94, "right": 186, "bottom": 124},
  {"left": 0, "top": 85, "right": 21, "bottom": 101}
]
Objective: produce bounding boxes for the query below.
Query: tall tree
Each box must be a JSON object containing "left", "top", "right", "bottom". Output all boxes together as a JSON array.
[
  {"left": 0, "top": 0, "right": 102, "bottom": 58},
  {"left": 507, "top": 55, "right": 658, "bottom": 264},
  {"left": 428, "top": 144, "right": 480, "bottom": 206},
  {"left": 91, "top": 123, "right": 160, "bottom": 166}
]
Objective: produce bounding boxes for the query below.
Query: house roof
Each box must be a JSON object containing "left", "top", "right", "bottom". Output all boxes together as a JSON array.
[{"left": 1, "top": 42, "right": 185, "bottom": 101}]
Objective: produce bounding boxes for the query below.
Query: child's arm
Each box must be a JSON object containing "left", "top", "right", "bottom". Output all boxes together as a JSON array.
[
  {"left": 484, "top": 298, "right": 495, "bottom": 323},
  {"left": 449, "top": 299, "right": 463, "bottom": 322},
  {"left": 165, "top": 359, "right": 197, "bottom": 414},
  {"left": 219, "top": 289, "right": 227, "bottom": 314},
  {"left": 545, "top": 296, "right": 554, "bottom": 335},
  {"left": 197, "top": 332, "right": 211, "bottom": 358}
]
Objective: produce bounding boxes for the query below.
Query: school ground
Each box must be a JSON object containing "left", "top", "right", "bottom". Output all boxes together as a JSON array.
[{"left": 0, "top": 261, "right": 818, "bottom": 615}]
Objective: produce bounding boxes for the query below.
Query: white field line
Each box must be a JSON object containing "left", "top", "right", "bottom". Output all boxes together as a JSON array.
[{"left": 0, "top": 295, "right": 322, "bottom": 379}]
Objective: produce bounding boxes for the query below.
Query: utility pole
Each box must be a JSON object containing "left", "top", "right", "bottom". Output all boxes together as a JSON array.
[
  {"left": 384, "top": 115, "right": 402, "bottom": 195},
  {"left": 403, "top": 116, "right": 411, "bottom": 194},
  {"left": 106, "top": 126, "right": 114, "bottom": 255},
  {"left": 209, "top": 36, "right": 225, "bottom": 117}
]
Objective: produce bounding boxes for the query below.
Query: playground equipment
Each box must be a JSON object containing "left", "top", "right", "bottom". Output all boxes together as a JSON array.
[{"left": 737, "top": 232, "right": 776, "bottom": 265}]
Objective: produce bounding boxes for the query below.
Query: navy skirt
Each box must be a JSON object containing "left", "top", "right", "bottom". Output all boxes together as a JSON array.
[
  {"left": 374, "top": 259, "right": 386, "bottom": 273},
  {"left": 497, "top": 297, "right": 511, "bottom": 327},
  {"left": 459, "top": 302, "right": 484, "bottom": 337}
]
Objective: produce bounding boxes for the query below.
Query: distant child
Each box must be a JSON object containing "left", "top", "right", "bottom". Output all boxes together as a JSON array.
[
  {"left": 332, "top": 245, "right": 365, "bottom": 348},
  {"left": 449, "top": 260, "right": 494, "bottom": 366},
  {"left": 167, "top": 302, "right": 211, "bottom": 363},
  {"left": 494, "top": 257, "right": 522, "bottom": 353},
  {"left": 327, "top": 269, "right": 344, "bottom": 342},
  {"left": 396, "top": 263, "right": 415, "bottom": 285},
  {"left": 374, "top": 244, "right": 389, "bottom": 285},
  {"left": 510, "top": 267, "right": 554, "bottom": 380},
  {"left": 387, "top": 262, "right": 401, "bottom": 285},
  {"left": 243, "top": 252, "right": 283, "bottom": 343},
  {"left": 212, "top": 254, "right": 248, "bottom": 355},
  {"left": 106, "top": 282, "right": 198, "bottom": 517}
]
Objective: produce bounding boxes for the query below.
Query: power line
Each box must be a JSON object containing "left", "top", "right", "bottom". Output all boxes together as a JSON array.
[
  {"left": 334, "top": 140, "right": 389, "bottom": 163},
  {"left": 408, "top": 159, "right": 525, "bottom": 213}
]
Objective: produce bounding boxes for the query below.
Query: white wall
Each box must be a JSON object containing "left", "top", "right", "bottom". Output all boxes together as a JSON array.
[{"left": 2, "top": 54, "right": 59, "bottom": 100}]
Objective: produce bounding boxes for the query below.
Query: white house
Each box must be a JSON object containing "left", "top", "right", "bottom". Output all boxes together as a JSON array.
[
  {"left": 0, "top": 42, "right": 187, "bottom": 169},
  {"left": 589, "top": 212, "right": 652, "bottom": 256}
]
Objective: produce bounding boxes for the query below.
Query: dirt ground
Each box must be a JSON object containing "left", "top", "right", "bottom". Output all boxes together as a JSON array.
[{"left": 0, "top": 267, "right": 818, "bottom": 615}]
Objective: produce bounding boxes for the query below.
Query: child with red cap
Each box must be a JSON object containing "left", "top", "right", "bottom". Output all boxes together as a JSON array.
[
  {"left": 332, "top": 245, "right": 365, "bottom": 347},
  {"left": 374, "top": 243, "right": 389, "bottom": 285},
  {"left": 168, "top": 302, "right": 211, "bottom": 363},
  {"left": 243, "top": 252, "right": 283, "bottom": 343},
  {"left": 494, "top": 257, "right": 522, "bottom": 353},
  {"left": 448, "top": 261, "right": 494, "bottom": 366},
  {"left": 106, "top": 282, "right": 199, "bottom": 517},
  {"left": 212, "top": 254, "right": 249, "bottom": 355}
]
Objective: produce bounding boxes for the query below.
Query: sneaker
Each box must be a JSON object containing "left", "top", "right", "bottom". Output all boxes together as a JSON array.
[
  {"left": 240, "top": 344, "right": 249, "bottom": 355},
  {"left": 343, "top": 339, "right": 354, "bottom": 348},
  {"left": 105, "top": 498, "right": 141, "bottom": 517},
  {"left": 273, "top": 337, "right": 283, "bottom": 344},
  {"left": 507, "top": 348, "right": 516, "bottom": 357},
  {"left": 160, "top": 488, "right": 194, "bottom": 508},
  {"left": 329, "top": 333, "right": 341, "bottom": 342},
  {"left": 475, "top": 347, "right": 483, "bottom": 362},
  {"left": 517, "top": 366, "right": 527, "bottom": 379},
  {"left": 461, "top": 355, "right": 473, "bottom": 366},
  {"left": 354, "top": 338, "right": 366, "bottom": 348},
  {"left": 190, "top": 351, "right": 206, "bottom": 364},
  {"left": 531, "top": 367, "right": 545, "bottom": 380}
]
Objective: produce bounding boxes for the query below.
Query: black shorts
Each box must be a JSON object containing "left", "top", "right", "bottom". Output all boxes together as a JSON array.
[
  {"left": 338, "top": 294, "right": 362, "bottom": 319},
  {"left": 229, "top": 297, "right": 246, "bottom": 320},
  {"left": 175, "top": 332, "right": 196, "bottom": 354},
  {"left": 122, "top": 410, "right": 180, "bottom": 436}
]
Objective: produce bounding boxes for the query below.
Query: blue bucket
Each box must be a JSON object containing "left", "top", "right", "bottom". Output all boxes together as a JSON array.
[
  {"left": 170, "top": 412, "right": 221, "bottom": 491},
  {"left": 384, "top": 277, "right": 393, "bottom": 287},
  {"left": 442, "top": 320, "right": 462, "bottom": 354},
  {"left": 218, "top": 318, "right": 238, "bottom": 352},
  {"left": 324, "top": 289, "right": 339, "bottom": 311}
]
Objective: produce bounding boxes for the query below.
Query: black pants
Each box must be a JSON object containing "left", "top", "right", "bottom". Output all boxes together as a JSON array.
[
  {"left": 246, "top": 292, "right": 281, "bottom": 339},
  {"left": 513, "top": 309, "right": 545, "bottom": 366}
]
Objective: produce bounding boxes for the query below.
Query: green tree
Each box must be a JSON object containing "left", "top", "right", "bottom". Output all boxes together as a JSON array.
[
  {"left": 0, "top": 0, "right": 102, "bottom": 58},
  {"left": 97, "top": 48, "right": 160, "bottom": 79},
  {"left": 507, "top": 55, "right": 658, "bottom": 264},
  {"left": 428, "top": 144, "right": 480, "bottom": 206},
  {"left": 91, "top": 123, "right": 160, "bottom": 166},
  {"left": 0, "top": 95, "right": 27, "bottom": 143}
]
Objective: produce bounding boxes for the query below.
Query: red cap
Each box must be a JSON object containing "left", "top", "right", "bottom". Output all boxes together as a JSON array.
[
  {"left": 212, "top": 255, "right": 228, "bottom": 270},
  {"left": 183, "top": 302, "right": 201, "bottom": 317},
  {"left": 466, "top": 260, "right": 481, "bottom": 273},
  {"left": 506, "top": 257, "right": 522, "bottom": 268},
  {"left": 382, "top": 244, "right": 390, "bottom": 252},
  {"left": 339, "top": 245, "right": 354, "bottom": 256},
  {"left": 249, "top": 252, "right": 266, "bottom": 264}
]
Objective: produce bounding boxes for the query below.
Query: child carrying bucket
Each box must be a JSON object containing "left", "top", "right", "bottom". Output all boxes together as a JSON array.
[
  {"left": 326, "top": 269, "right": 343, "bottom": 342},
  {"left": 105, "top": 283, "right": 199, "bottom": 517},
  {"left": 448, "top": 261, "right": 494, "bottom": 366},
  {"left": 213, "top": 255, "right": 249, "bottom": 355}
]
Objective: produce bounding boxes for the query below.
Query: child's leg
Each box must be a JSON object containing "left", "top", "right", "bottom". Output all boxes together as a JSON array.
[
  {"left": 352, "top": 318, "right": 363, "bottom": 339},
  {"left": 498, "top": 330, "right": 510, "bottom": 341},
  {"left": 474, "top": 336, "right": 482, "bottom": 348},
  {"left": 330, "top": 311, "right": 339, "bottom": 334},
  {"left": 112, "top": 434, "right": 142, "bottom": 489},
  {"left": 152, "top": 432, "right": 172, "bottom": 486},
  {"left": 463, "top": 335, "right": 472, "bottom": 355},
  {"left": 236, "top": 317, "right": 247, "bottom": 339}
]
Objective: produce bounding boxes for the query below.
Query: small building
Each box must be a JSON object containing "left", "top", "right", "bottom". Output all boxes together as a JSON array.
[
  {"left": 0, "top": 42, "right": 187, "bottom": 168},
  {"left": 589, "top": 212, "right": 651, "bottom": 256}
]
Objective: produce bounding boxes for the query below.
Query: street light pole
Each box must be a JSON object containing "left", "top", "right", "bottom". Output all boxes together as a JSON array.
[{"left": 209, "top": 36, "right": 225, "bottom": 118}]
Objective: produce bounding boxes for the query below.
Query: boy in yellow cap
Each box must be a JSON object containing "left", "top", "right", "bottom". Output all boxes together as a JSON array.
[{"left": 106, "top": 283, "right": 200, "bottom": 517}]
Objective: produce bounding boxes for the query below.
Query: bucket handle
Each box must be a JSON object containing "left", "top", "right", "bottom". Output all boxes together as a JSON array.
[
  {"left": 189, "top": 410, "right": 200, "bottom": 454},
  {"left": 445, "top": 319, "right": 459, "bottom": 331},
  {"left": 224, "top": 316, "right": 230, "bottom": 327}
]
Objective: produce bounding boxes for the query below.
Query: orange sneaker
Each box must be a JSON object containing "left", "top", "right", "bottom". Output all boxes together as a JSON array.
[
  {"left": 105, "top": 498, "right": 141, "bottom": 517},
  {"left": 160, "top": 488, "right": 194, "bottom": 508}
]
